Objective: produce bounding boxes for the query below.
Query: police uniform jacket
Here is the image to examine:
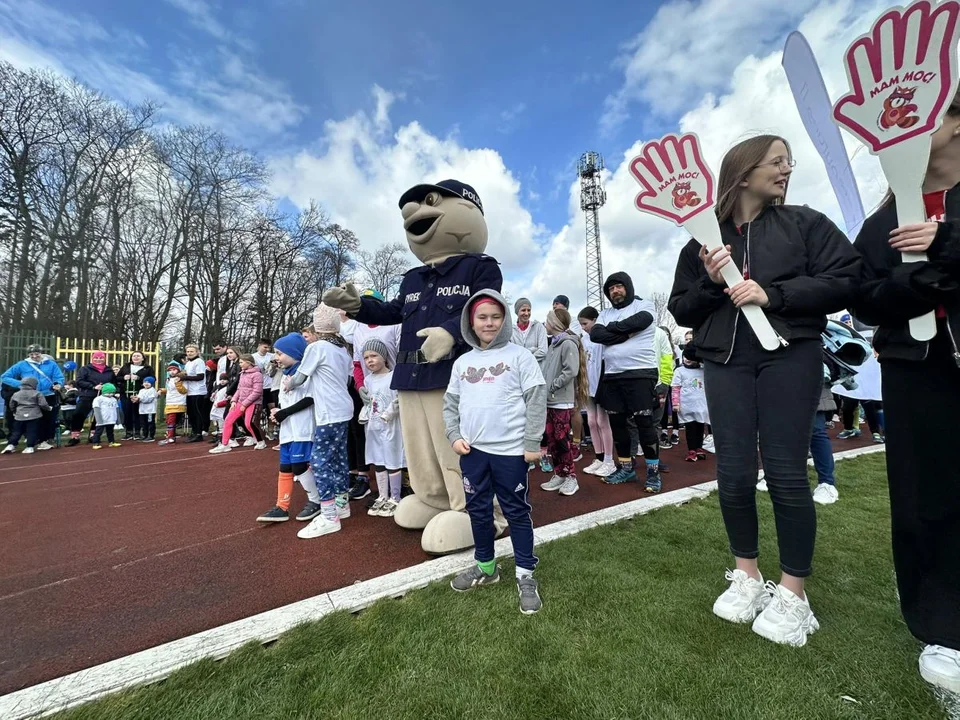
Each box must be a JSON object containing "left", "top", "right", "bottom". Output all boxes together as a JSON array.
[{"left": 354, "top": 253, "right": 502, "bottom": 391}]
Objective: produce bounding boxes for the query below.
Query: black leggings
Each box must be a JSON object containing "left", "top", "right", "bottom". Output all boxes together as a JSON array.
[
  {"left": 71, "top": 396, "right": 95, "bottom": 432},
  {"left": 280, "top": 461, "right": 310, "bottom": 475},
  {"left": 685, "top": 421, "right": 704, "bottom": 451},
  {"left": 841, "top": 397, "right": 883, "bottom": 434},
  {"left": 186, "top": 395, "right": 206, "bottom": 437},
  {"left": 704, "top": 324, "right": 822, "bottom": 578},
  {"left": 609, "top": 411, "right": 659, "bottom": 464}
]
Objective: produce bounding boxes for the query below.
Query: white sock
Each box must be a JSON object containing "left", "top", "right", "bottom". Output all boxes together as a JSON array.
[
  {"left": 320, "top": 500, "right": 338, "bottom": 522},
  {"left": 375, "top": 470, "right": 388, "bottom": 498},
  {"left": 297, "top": 468, "right": 320, "bottom": 504},
  {"left": 516, "top": 567, "right": 534, "bottom": 580}
]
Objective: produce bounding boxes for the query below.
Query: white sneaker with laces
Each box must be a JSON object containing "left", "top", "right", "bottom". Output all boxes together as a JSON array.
[
  {"left": 229, "top": 439, "right": 240, "bottom": 448},
  {"left": 751, "top": 582, "right": 819, "bottom": 646},
  {"left": 713, "top": 569, "right": 770, "bottom": 623},
  {"left": 22, "top": 447, "right": 34, "bottom": 454},
  {"left": 595, "top": 461, "right": 618, "bottom": 477},
  {"left": 756, "top": 478, "right": 769, "bottom": 492},
  {"left": 254, "top": 441, "right": 267, "bottom": 450},
  {"left": 36, "top": 441, "right": 53, "bottom": 451},
  {"left": 919, "top": 645, "right": 960, "bottom": 693},
  {"left": 367, "top": 498, "right": 387, "bottom": 516},
  {"left": 583, "top": 459, "right": 603, "bottom": 474},
  {"left": 1, "top": 445, "right": 14, "bottom": 454},
  {"left": 297, "top": 516, "right": 341, "bottom": 539},
  {"left": 243, "top": 437, "right": 257, "bottom": 447},
  {"left": 540, "top": 475, "right": 565, "bottom": 491},
  {"left": 812, "top": 483, "right": 839, "bottom": 505},
  {"left": 558, "top": 476, "right": 579, "bottom": 496},
  {"left": 377, "top": 498, "right": 400, "bottom": 517},
  {"left": 209, "top": 444, "right": 231, "bottom": 454}
]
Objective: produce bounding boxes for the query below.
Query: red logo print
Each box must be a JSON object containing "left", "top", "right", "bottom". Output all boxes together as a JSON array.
[
  {"left": 671, "top": 181, "right": 702, "bottom": 210},
  {"left": 878, "top": 86, "right": 920, "bottom": 129}
]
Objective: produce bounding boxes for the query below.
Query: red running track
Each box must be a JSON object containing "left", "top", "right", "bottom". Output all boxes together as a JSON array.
[{"left": 0, "top": 429, "right": 876, "bottom": 695}]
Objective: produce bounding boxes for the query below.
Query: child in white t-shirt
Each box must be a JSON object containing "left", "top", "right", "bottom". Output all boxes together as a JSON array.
[
  {"left": 359, "top": 339, "right": 405, "bottom": 518},
  {"left": 91, "top": 383, "right": 121, "bottom": 449},
  {"left": 443, "top": 290, "right": 547, "bottom": 615},
  {"left": 136, "top": 377, "right": 157, "bottom": 442},
  {"left": 285, "top": 303, "right": 354, "bottom": 539},
  {"left": 257, "top": 332, "right": 322, "bottom": 524},
  {"left": 671, "top": 345, "right": 710, "bottom": 462}
]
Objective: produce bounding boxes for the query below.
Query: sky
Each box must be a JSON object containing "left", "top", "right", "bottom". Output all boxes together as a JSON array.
[{"left": 0, "top": 0, "right": 894, "bottom": 321}]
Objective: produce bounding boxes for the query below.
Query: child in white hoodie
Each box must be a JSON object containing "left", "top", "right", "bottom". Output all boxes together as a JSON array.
[
  {"left": 137, "top": 377, "right": 157, "bottom": 442},
  {"left": 444, "top": 290, "right": 547, "bottom": 615}
]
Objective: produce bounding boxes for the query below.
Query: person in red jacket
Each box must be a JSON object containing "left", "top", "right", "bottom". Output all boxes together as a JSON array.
[{"left": 210, "top": 354, "right": 266, "bottom": 454}]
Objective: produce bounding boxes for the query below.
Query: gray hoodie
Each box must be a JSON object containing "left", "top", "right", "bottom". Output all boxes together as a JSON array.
[
  {"left": 542, "top": 332, "right": 581, "bottom": 408},
  {"left": 10, "top": 377, "right": 50, "bottom": 421},
  {"left": 511, "top": 319, "right": 547, "bottom": 363},
  {"left": 443, "top": 289, "right": 547, "bottom": 454}
]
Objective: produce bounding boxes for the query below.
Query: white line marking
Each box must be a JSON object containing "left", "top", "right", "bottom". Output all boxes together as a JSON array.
[{"left": 0, "top": 445, "right": 885, "bottom": 719}]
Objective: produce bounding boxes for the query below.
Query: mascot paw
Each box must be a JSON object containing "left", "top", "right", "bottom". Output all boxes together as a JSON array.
[
  {"left": 322, "top": 283, "right": 361, "bottom": 314},
  {"left": 421, "top": 510, "right": 477, "bottom": 555},
  {"left": 415, "top": 327, "right": 455, "bottom": 362},
  {"left": 394, "top": 495, "right": 444, "bottom": 530}
]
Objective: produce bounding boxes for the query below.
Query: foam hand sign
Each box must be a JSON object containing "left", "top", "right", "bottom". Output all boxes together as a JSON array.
[
  {"left": 833, "top": 0, "right": 960, "bottom": 151},
  {"left": 628, "top": 132, "right": 715, "bottom": 225},
  {"left": 629, "top": 132, "right": 782, "bottom": 351},
  {"left": 832, "top": 0, "right": 960, "bottom": 342}
]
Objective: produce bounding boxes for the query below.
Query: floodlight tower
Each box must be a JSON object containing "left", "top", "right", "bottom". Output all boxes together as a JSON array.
[{"left": 578, "top": 151, "right": 606, "bottom": 310}]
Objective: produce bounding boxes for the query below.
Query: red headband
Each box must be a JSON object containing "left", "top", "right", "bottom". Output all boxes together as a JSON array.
[{"left": 470, "top": 297, "right": 503, "bottom": 322}]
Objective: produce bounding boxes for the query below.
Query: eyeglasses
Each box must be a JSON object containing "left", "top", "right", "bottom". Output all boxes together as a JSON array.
[{"left": 755, "top": 157, "right": 796, "bottom": 170}]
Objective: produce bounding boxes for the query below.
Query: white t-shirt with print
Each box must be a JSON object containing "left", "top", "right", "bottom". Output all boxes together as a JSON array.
[
  {"left": 447, "top": 343, "right": 545, "bottom": 456},
  {"left": 671, "top": 365, "right": 709, "bottom": 424},
  {"left": 596, "top": 298, "right": 657, "bottom": 374},
  {"left": 277, "top": 370, "right": 315, "bottom": 443},
  {"left": 581, "top": 333, "right": 603, "bottom": 398},
  {"left": 298, "top": 339, "right": 353, "bottom": 426},
  {"left": 183, "top": 357, "right": 207, "bottom": 396}
]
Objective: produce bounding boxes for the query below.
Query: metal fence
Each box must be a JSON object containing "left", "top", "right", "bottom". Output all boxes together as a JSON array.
[
  {"left": 0, "top": 331, "right": 58, "bottom": 376},
  {"left": 55, "top": 338, "right": 163, "bottom": 378}
]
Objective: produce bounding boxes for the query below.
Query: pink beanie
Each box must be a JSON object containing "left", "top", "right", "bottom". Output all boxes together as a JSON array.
[{"left": 313, "top": 303, "right": 342, "bottom": 334}]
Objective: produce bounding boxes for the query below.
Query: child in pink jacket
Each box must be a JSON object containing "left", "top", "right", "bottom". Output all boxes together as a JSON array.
[{"left": 210, "top": 354, "right": 267, "bottom": 454}]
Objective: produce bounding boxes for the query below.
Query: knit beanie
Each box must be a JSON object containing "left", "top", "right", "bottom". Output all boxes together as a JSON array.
[
  {"left": 166, "top": 360, "right": 182, "bottom": 371},
  {"left": 273, "top": 332, "right": 307, "bottom": 362},
  {"left": 514, "top": 297, "right": 531, "bottom": 314},
  {"left": 101, "top": 383, "right": 117, "bottom": 395},
  {"left": 552, "top": 294, "right": 570, "bottom": 309},
  {"left": 313, "top": 303, "right": 341, "bottom": 334},
  {"left": 20, "top": 376, "right": 38, "bottom": 389},
  {"left": 205, "top": 359, "right": 217, "bottom": 371},
  {"left": 362, "top": 339, "right": 390, "bottom": 366},
  {"left": 143, "top": 376, "right": 156, "bottom": 386}
]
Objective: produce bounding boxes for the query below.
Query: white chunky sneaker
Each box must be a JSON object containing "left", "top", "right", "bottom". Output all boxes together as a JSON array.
[
  {"left": 243, "top": 437, "right": 257, "bottom": 447},
  {"left": 254, "top": 441, "right": 267, "bottom": 450},
  {"left": 558, "top": 476, "right": 579, "bottom": 496},
  {"left": 812, "top": 483, "right": 838, "bottom": 505},
  {"left": 594, "top": 461, "right": 617, "bottom": 477},
  {"left": 919, "top": 645, "right": 960, "bottom": 694},
  {"left": 713, "top": 569, "right": 770, "bottom": 624},
  {"left": 751, "top": 582, "right": 819, "bottom": 646},
  {"left": 36, "top": 442, "right": 53, "bottom": 451},
  {"left": 209, "top": 444, "right": 231, "bottom": 454},
  {"left": 540, "top": 474, "right": 565, "bottom": 491},
  {"left": 583, "top": 459, "right": 603, "bottom": 474},
  {"left": 1, "top": 445, "right": 14, "bottom": 454}
]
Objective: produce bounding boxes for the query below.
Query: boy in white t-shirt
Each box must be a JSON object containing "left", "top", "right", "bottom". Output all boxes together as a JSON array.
[
  {"left": 257, "top": 333, "right": 323, "bottom": 524},
  {"left": 443, "top": 290, "right": 547, "bottom": 615},
  {"left": 285, "top": 304, "right": 355, "bottom": 539}
]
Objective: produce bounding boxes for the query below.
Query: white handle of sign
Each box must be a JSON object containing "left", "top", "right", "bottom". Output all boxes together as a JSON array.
[
  {"left": 683, "top": 211, "right": 783, "bottom": 351},
  {"left": 877, "top": 136, "right": 938, "bottom": 342}
]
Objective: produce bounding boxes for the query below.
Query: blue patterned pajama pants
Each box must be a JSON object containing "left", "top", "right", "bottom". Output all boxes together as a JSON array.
[{"left": 309, "top": 421, "right": 349, "bottom": 502}]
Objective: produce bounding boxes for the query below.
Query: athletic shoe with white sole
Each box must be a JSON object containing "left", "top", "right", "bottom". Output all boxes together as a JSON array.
[
  {"left": 296, "top": 502, "right": 322, "bottom": 521},
  {"left": 451, "top": 564, "right": 500, "bottom": 592},
  {"left": 36, "top": 442, "right": 53, "bottom": 451},
  {"left": 377, "top": 498, "right": 399, "bottom": 517},
  {"left": 257, "top": 506, "right": 289, "bottom": 523},
  {"left": 1, "top": 445, "right": 14, "bottom": 454},
  {"left": 209, "top": 444, "right": 231, "bottom": 454},
  {"left": 919, "top": 645, "right": 960, "bottom": 694},
  {"left": 229, "top": 439, "right": 240, "bottom": 448},
  {"left": 22, "top": 447, "right": 35, "bottom": 454},
  {"left": 713, "top": 569, "right": 770, "bottom": 624},
  {"left": 297, "top": 516, "right": 341, "bottom": 539},
  {"left": 254, "top": 441, "right": 267, "bottom": 450},
  {"left": 756, "top": 478, "right": 768, "bottom": 492},
  {"left": 812, "top": 483, "right": 839, "bottom": 505},
  {"left": 367, "top": 497, "right": 388, "bottom": 516},
  {"left": 243, "top": 437, "right": 257, "bottom": 447},
  {"left": 751, "top": 582, "right": 819, "bottom": 646},
  {"left": 540, "top": 475, "right": 565, "bottom": 491},
  {"left": 583, "top": 459, "right": 603, "bottom": 474},
  {"left": 558, "top": 476, "right": 579, "bottom": 496},
  {"left": 594, "top": 461, "right": 618, "bottom": 477},
  {"left": 517, "top": 576, "right": 542, "bottom": 614},
  {"left": 336, "top": 494, "right": 351, "bottom": 519}
]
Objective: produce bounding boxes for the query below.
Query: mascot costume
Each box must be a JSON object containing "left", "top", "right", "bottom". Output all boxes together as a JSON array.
[{"left": 323, "top": 179, "right": 504, "bottom": 554}]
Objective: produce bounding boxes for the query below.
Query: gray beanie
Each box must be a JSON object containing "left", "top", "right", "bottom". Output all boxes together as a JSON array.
[
  {"left": 362, "top": 339, "right": 390, "bottom": 367},
  {"left": 514, "top": 297, "right": 532, "bottom": 314}
]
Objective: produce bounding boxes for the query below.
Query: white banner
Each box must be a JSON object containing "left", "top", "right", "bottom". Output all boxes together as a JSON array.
[{"left": 783, "top": 31, "right": 866, "bottom": 238}]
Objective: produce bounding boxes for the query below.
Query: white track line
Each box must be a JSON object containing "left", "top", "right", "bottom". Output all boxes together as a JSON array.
[{"left": 0, "top": 445, "right": 885, "bottom": 719}]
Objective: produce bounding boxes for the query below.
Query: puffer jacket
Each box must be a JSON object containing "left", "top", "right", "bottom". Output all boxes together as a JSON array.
[
  {"left": 233, "top": 366, "right": 263, "bottom": 409},
  {"left": 75, "top": 365, "right": 117, "bottom": 399}
]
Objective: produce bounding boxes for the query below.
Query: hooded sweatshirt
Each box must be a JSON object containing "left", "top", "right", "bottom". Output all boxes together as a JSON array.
[
  {"left": 10, "top": 378, "right": 50, "bottom": 421},
  {"left": 590, "top": 272, "right": 658, "bottom": 376},
  {"left": 542, "top": 332, "right": 580, "bottom": 409},
  {"left": 443, "top": 289, "right": 547, "bottom": 455},
  {"left": 511, "top": 318, "right": 548, "bottom": 363}
]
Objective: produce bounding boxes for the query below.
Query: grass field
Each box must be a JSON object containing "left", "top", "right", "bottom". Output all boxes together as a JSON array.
[{"left": 55, "top": 453, "right": 951, "bottom": 719}]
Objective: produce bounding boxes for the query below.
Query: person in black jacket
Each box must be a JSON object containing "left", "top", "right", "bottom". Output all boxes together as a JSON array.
[
  {"left": 668, "top": 134, "right": 860, "bottom": 647},
  {"left": 67, "top": 351, "right": 118, "bottom": 445},
  {"left": 118, "top": 351, "right": 155, "bottom": 441},
  {"left": 851, "top": 93, "right": 960, "bottom": 694}
]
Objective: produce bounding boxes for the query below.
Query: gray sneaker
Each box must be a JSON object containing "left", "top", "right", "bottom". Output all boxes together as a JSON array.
[
  {"left": 451, "top": 564, "right": 500, "bottom": 592},
  {"left": 517, "top": 576, "right": 542, "bottom": 614},
  {"left": 558, "top": 476, "right": 579, "bottom": 496},
  {"left": 540, "top": 474, "right": 565, "bottom": 491}
]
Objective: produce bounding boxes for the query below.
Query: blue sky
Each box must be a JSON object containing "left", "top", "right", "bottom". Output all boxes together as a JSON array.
[{"left": 0, "top": 0, "right": 888, "bottom": 315}]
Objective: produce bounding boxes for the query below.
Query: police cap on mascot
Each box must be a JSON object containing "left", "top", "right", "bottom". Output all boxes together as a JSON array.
[{"left": 323, "top": 179, "right": 505, "bottom": 554}]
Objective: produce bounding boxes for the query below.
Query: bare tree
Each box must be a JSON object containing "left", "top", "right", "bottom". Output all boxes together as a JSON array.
[
  {"left": 355, "top": 241, "right": 410, "bottom": 299},
  {"left": 649, "top": 291, "right": 678, "bottom": 339}
]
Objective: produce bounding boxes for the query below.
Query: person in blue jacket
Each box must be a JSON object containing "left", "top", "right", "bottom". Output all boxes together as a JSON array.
[
  {"left": 323, "top": 179, "right": 503, "bottom": 555},
  {"left": 2, "top": 344, "right": 65, "bottom": 450}
]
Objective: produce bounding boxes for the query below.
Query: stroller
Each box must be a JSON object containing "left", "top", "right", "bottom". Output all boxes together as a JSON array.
[{"left": 821, "top": 319, "right": 873, "bottom": 390}]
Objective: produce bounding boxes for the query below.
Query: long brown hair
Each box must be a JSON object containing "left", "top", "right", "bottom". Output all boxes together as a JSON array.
[
  {"left": 715, "top": 134, "right": 792, "bottom": 224},
  {"left": 552, "top": 308, "right": 590, "bottom": 409}
]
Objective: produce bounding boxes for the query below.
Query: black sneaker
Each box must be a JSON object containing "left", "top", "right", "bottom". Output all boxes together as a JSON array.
[
  {"left": 67, "top": 438, "right": 80, "bottom": 447},
  {"left": 296, "top": 501, "right": 322, "bottom": 521},
  {"left": 257, "top": 506, "right": 289, "bottom": 523},
  {"left": 349, "top": 476, "right": 371, "bottom": 500}
]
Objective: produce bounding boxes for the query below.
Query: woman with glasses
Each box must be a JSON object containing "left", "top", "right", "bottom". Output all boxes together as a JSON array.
[{"left": 668, "top": 135, "right": 860, "bottom": 646}]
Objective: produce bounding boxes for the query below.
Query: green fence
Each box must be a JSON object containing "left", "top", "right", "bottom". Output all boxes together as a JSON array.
[{"left": 0, "top": 331, "right": 58, "bottom": 377}]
